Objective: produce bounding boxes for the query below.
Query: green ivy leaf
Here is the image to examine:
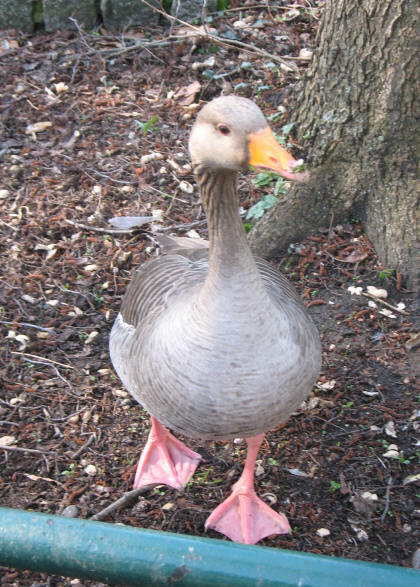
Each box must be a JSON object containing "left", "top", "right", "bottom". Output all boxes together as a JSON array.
[{"left": 246, "top": 195, "right": 278, "bottom": 221}]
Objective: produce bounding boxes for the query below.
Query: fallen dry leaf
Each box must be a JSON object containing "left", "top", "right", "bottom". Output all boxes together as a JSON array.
[
  {"left": 366, "top": 285, "right": 388, "bottom": 298},
  {"left": 174, "top": 81, "right": 201, "bottom": 106},
  {"left": 25, "top": 121, "right": 52, "bottom": 134},
  {"left": 337, "top": 249, "right": 368, "bottom": 263}
]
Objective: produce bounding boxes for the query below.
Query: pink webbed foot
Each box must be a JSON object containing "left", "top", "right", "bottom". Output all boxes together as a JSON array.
[
  {"left": 134, "top": 417, "right": 201, "bottom": 490},
  {"left": 205, "top": 482, "right": 291, "bottom": 544},
  {"left": 205, "top": 434, "right": 291, "bottom": 544}
]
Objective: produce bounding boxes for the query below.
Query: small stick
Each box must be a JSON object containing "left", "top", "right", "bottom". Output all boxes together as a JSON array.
[
  {"left": 0, "top": 320, "right": 53, "bottom": 333},
  {"left": 90, "top": 486, "right": 154, "bottom": 521},
  {"left": 361, "top": 292, "right": 409, "bottom": 316},
  {"left": 72, "top": 434, "right": 95, "bottom": 459},
  {"left": 65, "top": 217, "right": 207, "bottom": 235},
  {"left": 64, "top": 218, "right": 134, "bottom": 235},
  {"left": 11, "top": 351, "right": 75, "bottom": 370},
  {"left": 0, "top": 444, "right": 51, "bottom": 455},
  {"left": 381, "top": 476, "right": 393, "bottom": 522}
]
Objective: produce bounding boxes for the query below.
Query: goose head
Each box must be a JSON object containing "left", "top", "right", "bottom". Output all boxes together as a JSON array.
[{"left": 189, "top": 95, "right": 308, "bottom": 181}]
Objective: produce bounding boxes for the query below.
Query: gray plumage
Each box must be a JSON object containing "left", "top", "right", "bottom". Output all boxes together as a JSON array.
[{"left": 110, "top": 96, "right": 321, "bottom": 441}]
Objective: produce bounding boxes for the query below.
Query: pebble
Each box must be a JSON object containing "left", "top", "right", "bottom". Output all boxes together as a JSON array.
[
  {"left": 299, "top": 48, "right": 313, "bottom": 61},
  {"left": 367, "top": 285, "right": 388, "bottom": 299},
  {"left": 382, "top": 444, "right": 399, "bottom": 458},
  {"left": 0, "top": 435, "right": 16, "bottom": 446},
  {"left": 61, "top": 505, "right": 79, "bottom": 518},
  {"left": 84, "top": 464, "right": 97, "bottom": 476}
]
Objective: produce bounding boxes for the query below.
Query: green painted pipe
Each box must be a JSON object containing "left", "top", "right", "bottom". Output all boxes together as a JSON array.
[{"left": 0, "top": 507, "right": 417, "bottom": 586}]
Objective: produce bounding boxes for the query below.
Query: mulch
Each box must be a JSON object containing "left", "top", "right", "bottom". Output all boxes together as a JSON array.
[{"left": 0, "top": 3, "right": 419, "bottom": 584}]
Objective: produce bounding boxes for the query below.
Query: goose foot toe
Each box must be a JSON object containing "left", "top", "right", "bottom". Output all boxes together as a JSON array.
[
  {"left": 205, "top": 485, "right": 291, "bottom": 544},
  {"left": 133, "top": 418, "right": 201, "bottom": 490}
]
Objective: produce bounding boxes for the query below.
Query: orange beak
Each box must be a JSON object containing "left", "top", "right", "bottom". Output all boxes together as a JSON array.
[{"left": 248, "top": 126, "right": 309, "bottom": 182}]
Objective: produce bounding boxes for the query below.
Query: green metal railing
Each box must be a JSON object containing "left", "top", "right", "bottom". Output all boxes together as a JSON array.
[{"left": 0, "top": 507, "right": 417, "bottom": 585}]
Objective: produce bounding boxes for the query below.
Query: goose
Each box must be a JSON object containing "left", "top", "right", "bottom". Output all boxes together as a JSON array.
[{"left": 110, "top": 95, "right": 321, "bottom": 544}]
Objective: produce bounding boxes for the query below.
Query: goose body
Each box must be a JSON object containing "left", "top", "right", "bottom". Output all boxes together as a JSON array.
[
  {"left": 111, "top": 243, "right": 319, "bottom": 440},
  {"left": 110, "top": 96, "right": 321, "bottom": 543}
]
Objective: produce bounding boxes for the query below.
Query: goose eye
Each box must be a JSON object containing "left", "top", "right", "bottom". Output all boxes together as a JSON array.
[{"left": 217, "top": 124, "right": 231, "bottom": 136}]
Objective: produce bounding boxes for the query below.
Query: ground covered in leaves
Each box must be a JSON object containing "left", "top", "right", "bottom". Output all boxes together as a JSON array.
[{"left": 0, "top": 2, "right": 419, "bottom": 585}]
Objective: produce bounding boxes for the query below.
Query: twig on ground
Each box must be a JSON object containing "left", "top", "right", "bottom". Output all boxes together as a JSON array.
[
  {"left": 64, "top": 218, "right": 135, "bottom": 235},
  {"left": 11, "top": 351, "right": 75, "bottom": 370},
  {"left": 360, "top": 292, "right": 410, "bottom": 316},
  {"left": 68, "top": 17, "right": 94, "bottom": 52},
  {"left": 0, "top": 320, "right": 53, "bottom": 332},
  {"left": 72, "top": 433, "right": 95, "bottom": 459},
  {"left": 84, "top": 167, "right": 138, "bottom": 186},
  {"left": 0, "top": 444, "right": 51, "bottom": 455},
  {"left": 90, "top": 486, "right": 155, "bottom": 521},
  {"left": 381, "top": 476, "right": 393, "bottom": 522},
  {"left": 64, "top": 217, "right": 207, "bottom": 235}
]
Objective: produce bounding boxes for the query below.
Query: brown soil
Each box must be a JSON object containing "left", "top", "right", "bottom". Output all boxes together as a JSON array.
[{"left": 0, "top": 4, "right": 419, "bottom": 585}]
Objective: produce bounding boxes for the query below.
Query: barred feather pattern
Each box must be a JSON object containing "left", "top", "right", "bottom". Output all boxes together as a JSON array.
[{"left": 110, "top": 244, "right": 321, "bottom": 440}]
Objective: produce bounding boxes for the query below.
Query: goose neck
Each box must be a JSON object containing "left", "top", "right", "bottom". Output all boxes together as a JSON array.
[{"left": 195, "top": 165, "right": 254, "bottom": 278}]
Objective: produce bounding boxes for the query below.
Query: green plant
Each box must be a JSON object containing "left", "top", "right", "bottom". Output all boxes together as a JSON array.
[
  {"left": 135, "top": 116, "right": 158, "bottom": 136},
  {"left": 246, "top": 170, "right": 287, "bottom": 223},
  {"left": 246, "top": 194, "right": 278, "bottom": 221},
  {"left": 281, "top": 123, "right": 295, "bottom": 135},
  {"left": 61, "top": 463, "right": 76, "bottom": 478},
  {"left": 94, "top": 285, "right": 104, "bottom": 305},
  {"left": 379, "top": 268, "right": 395, "bottom": 280},
  {"left": 186, "top": 467, "right": 223, "bottom": 488},
  {"left": 256, "top": 85, "right": 273, "bottom": 95},
  {"left": 330, "top": 480, "right": 341, "bottom": 492},
  {"left": 397, "top": 454, "right": 410, "bottom": 468},
  {"left": 217, "top": 0, "right": 231, "bottom": 11},
  {"left": 267, "top": 112, "right": 283, "bottom": 123},
  {"left": 253, "top": 170, "right": 286, "bottom": 193}
]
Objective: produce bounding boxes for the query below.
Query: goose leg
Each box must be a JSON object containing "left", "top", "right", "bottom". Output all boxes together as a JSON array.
[
  {"left": 205, "top": 434, "right": 291, "bottom": 544},
  {"left": 134, "top": 417, "right": 201, "bottom": 490}
]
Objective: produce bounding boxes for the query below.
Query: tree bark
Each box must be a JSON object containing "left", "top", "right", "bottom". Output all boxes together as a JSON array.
[{"left": 249, "top": 0, "right": 419, "bottom": 292}]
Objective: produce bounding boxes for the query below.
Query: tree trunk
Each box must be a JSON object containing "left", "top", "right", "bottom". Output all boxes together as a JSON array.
[{"left": 249, "top": 0, "right": 419, "bottom": 292}]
